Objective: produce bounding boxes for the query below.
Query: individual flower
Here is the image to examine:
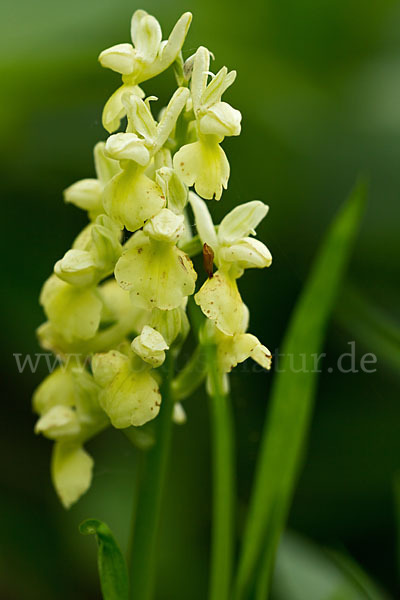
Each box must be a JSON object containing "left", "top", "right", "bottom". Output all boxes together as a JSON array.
[
  {"left": 92, "top": 349, "right": 161, "bottom": 428},
  {"left": 114, "top": 208, "right": 197, "bottom": 310},
  {"left": 37, "top": 279, "right": 148, "bottom": 359},
  {"left": 189, "top": 192, "right": 272, "bottom": 335},
  {"left": 103, "top": 88, "right": 189, "bottom": 231},
  {"left": 54, "top": 215, "right": 122, "bottom": 287},
  {"left": 40, "top": 275, "right": 103, "bottom": 343},
  {"left": 33, "top": 365, "right": 108, "bottom": 508},
  {"left": 173, "top": 46, "right": 241, "bottom": 199},
  {"left": 99, "top": 10, "right": 192, "bottom": 132},
  {"left": 64, "top": 142, "right": 120, "bottom": 220}
]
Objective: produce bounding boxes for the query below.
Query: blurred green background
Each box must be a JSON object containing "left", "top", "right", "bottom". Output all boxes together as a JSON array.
[{"left": 1, "top": 0, "right": 400, "bottom": 598}]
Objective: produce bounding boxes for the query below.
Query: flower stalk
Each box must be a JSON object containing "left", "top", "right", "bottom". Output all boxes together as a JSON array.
[
  {"left": 128, "top": 352, "right": 176, "bottom": 600},
  {"left": 204, "top": 340, "right": 235, "bottom": 600}
]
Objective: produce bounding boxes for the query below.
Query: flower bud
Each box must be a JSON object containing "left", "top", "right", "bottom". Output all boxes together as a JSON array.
[
  {"left": 148, "top": 306, "right": 189, "bottom": 345},
  {"left": 173, "top": 402, "right": 187, "bottom": 424},
  {"left": 91, "top": 223, "right": 122, "bottom": 271},
  {"left": 156, "top": 167, "right": 188, "bottom": 214}
]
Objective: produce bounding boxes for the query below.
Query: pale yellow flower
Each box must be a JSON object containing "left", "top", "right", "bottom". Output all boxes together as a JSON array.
[
  {"left": 174, "top": 46, "right": 241, "bottom": 199},
  {"left": 99, "top": 10, "right": 192, "bottom": 132},
  {"left": 190, "top": 193, "right": 271, "bottom": 335},
  {"left": 103, "top": 88, "right": 189, "bottom": 231},
  {"left": 92, "top": 350, "right": 161, "bottom": 428},
  {"left": 115, "top": 209, "right": 197, "bottom": 311}
]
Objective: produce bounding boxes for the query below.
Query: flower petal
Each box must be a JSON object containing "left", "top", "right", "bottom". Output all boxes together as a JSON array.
[
  {"left": 151, "top": 12, "right": 192, "bottom": 78},
  {"left": 250, "top": 341, "right": 272, "bottom": 370},
  {"left": 94, "top": 141, "right": 121, "bottom": 185},
  {"left": 156, "top": 166, "right": 188, "bottom": 214},
  {"left": 54, "top": 249, "right": 98, "bottom": 287},
  {"left": 103, "top": 164, "right": 165, "bottom": 231},
  {"left": 33, "top": 368, "right": 76, "bottom": 414},
  {"left": 201, "top": 67, "right": 237, "bottom": 108},
  {"left": 191, "top": 46, "right": 210, "bottom": 113},
  {"left": 131, "top": 325, "right": 168, "bottom": 367},
  {"left": 105, "top": 132, "right": 150, "bottom": 166},
  {"left": 173, "top": 137, "right": 229, "bottom": 200},
  {"left": 123, "top": 94, "right": 157, "bottom": 142},
  {"left": 40, "top": 275, "right": 102, "bottom": 342},
  {"left": 218, "top": 200, "right": 269, "bottom": 245},
  {"left": 115, "top": 231, "right": 197, "bottom": 310},
  {"left": 143, "top": 208, "right": 185, "bottom": 243},
  {"left": 154, "top": 87, "right": 190, "bottom": 151},
  {"left": 218, "top": 237, "right": 272, "bottom": 269},
  {"left": 188, "top": 191, "right": 218, "bottom": 248},
  {"left": 35, "top": 405, "right": 81, "bottom": 439},
  {"left": 64, "top": 179, "right": 102, "bottom": 213},
  {"left": 93, "top": 351, "right": 161, "bottom": 428},
  {"left": 217, "top": 332, "right": 271, "bottom": 372},
  {"left": 199, "top": 101, "right": 242, "bottom": 137},
  {"left": 131, "top": 13, "right": 161, "bottom": 62},
  {"left": 102, "top": 84, "right": 145, "bottom": 134},
  {"left": 98, "top": 43, "right": 135, "bottom": 75},
  {"left": 195, "top": 270, "right": 246, "bottom": 335},
  {"left": 51, "top": 441, "right": 93, "bottom": 509}
]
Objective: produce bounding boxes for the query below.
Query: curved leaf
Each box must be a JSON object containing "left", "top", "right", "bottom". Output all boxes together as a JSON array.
[{"left": 79, "top": 518, "right": 129, "bottom": 600}]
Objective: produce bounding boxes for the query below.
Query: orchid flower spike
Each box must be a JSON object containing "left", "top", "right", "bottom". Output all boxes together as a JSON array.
[{"left": 34, "top": 8, "right": 274, "bottom": 511}]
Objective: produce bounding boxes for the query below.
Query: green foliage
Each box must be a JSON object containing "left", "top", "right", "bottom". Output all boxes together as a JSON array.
[
  {"left": 79, "top": 519, "right": 129, "bottom": 600},
  {"left": 233, "top": 181, "right": 367, "bottom": 599},
  {"left": 273, "top": 533, "right": 389, "bottom": 600}
]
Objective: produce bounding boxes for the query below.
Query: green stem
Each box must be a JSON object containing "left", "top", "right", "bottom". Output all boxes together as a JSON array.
[
  {"left": 128, "top": 353, "right": 175, "bottom": 600},
  {"left": 171, "top": 344, "right": 207, "bottom": 401},
  {"left": 204, "top": 342, "right": 235, "bottom": 600}
]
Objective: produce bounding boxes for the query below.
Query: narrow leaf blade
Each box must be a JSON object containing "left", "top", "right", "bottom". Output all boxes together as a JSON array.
[
  {"left": 234, "top": 180, "right": 367, "bottom": 599},
  {"left": 80, "top": 518, "right": 129, "bottom": 600}
]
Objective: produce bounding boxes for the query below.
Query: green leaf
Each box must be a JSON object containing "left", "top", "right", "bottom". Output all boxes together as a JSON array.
[
  {"left": 273, "top": 532, "right": 389, "bottom": 600},
  {"left": 79, "top": 518, "right": 129, "bottom": 600},
  {"left": 233, "top": 180, "right": 367, "bottom": 599},
  {"left": 335, "top": 284, "right": 400, "bottom": 376}
]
